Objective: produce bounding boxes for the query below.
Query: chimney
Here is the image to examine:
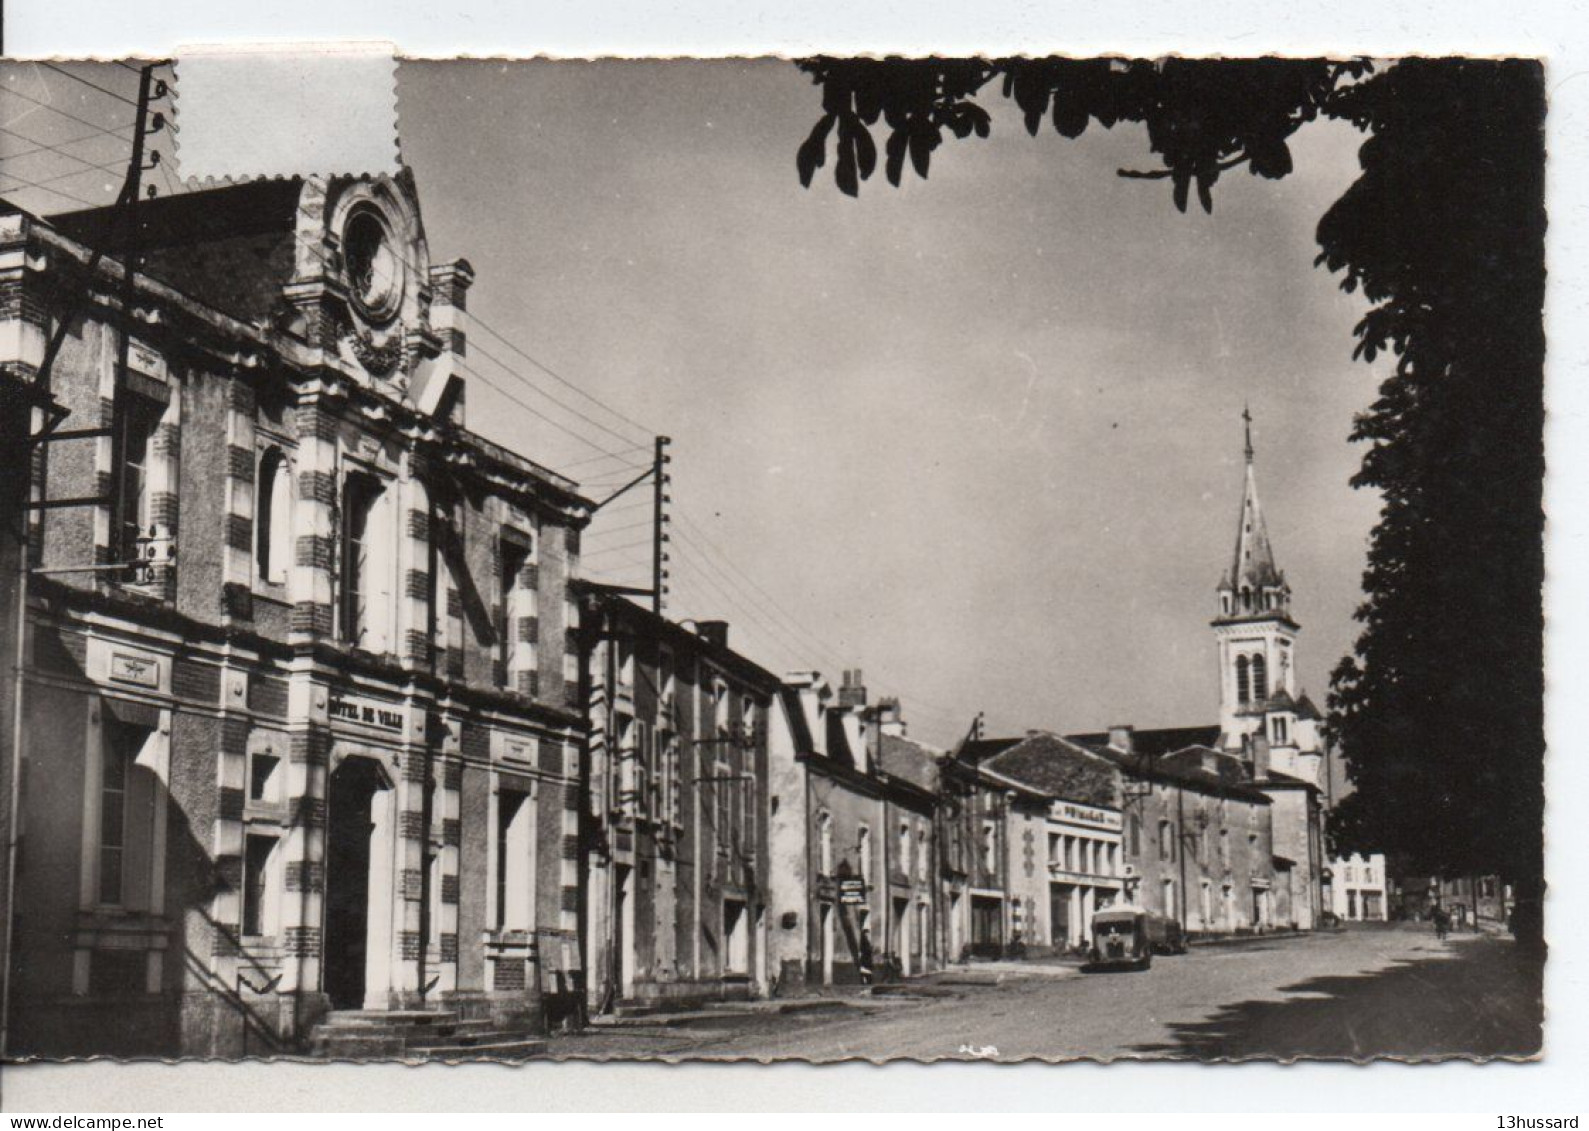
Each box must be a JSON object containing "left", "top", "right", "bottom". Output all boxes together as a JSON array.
[
  {"left": 695, "top": 620, "right": 729, "bottom": 649},
  {"left": 877, "top": 697, "right": 905, "bottom": 737},
  {"left": 838, "top": 668, "right": 868, "bottom": 709},
  {"left": 1107, "top": 724, "right": 1134, "bottom": 753}
]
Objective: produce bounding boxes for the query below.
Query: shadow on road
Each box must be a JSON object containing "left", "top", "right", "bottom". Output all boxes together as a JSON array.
[{"left": 1129, "top": 935, "right": 1543, "bottom": 1062}]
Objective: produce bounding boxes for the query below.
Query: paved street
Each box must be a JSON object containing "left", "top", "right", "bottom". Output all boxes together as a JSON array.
[{"left": 540, "top": 925, "right": 1542, "bottom": 1063}]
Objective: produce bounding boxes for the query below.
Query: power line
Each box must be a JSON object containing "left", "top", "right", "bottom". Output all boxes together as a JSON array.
[
  {"left": 468, "top": 309, "right": 657, "bottom": 441},
  {"left": 0, "top": 121, "right": 131, "bottom": 164},
  {"left": 582, "top": 517, "right": 655, "bottom": 539},
  {"left": 466, "top": 335, "right": 652, "bottom": 452},
  {"left": 291, "top": 201, "right": 659, "bottom": 471},
  {"left": 455, "top": 357, "right": 644, "bottom": 464},
  {"left": 0, "top": 124, "right": 127, "bottom": 175},
  {"left": 0, "top": 83, "right": 139, "bottom": 141},
  {"left": 582, "top": 537, "right": 654, "bottom": 558},
  {"left": 0, "top": 174, "right": 108, "bottom": 211},
  {"left": 670, "top": 512, "right": 970, "bottom": 730},
  {"left": 562, "top": 444, "right": 654, "bottom": 470},
  {"left": 38, "top": 64, "right": 143, "bottom": 109}
]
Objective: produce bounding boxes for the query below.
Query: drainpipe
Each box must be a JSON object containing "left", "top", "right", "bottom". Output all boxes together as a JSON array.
[
  {"left": 1, "top": 528, "right": 27, "bottom": 1061},
  {"left": 1176, "top": 775, "right": 1189, "bottom": 929}
]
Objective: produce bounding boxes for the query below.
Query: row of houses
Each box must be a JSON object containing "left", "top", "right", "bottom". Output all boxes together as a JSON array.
[{"left": 0, "top": 171, "right": 1328, "bottom": 1058}]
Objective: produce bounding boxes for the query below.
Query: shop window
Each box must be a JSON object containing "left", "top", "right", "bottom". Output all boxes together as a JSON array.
[{"left": 255, "top": 446, "right": 293, "bottom": 585}]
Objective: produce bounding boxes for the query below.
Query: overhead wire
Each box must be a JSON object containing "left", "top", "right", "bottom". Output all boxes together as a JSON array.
[
  {"left": 669, "top": 512, "right": 971, "bottom": 731},
  {"left": 0, "top": 83, "right": 140, "bottom": 141},
  {"left": 467, "top": 309, "right": 658, "bottom": 440},
  {"left": 287, "top": 199, "right": 658, "bottom": 476},
  {"left": 0, "top": 71, "right": 964, "bottom": 735},
  {"left": 38, "top": 64, "right": 144, "bottom": 109}
]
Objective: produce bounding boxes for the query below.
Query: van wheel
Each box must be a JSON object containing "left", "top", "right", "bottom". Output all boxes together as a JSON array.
[{"left": 1139, "top": 954, "right": 1153, "bottom": 971}]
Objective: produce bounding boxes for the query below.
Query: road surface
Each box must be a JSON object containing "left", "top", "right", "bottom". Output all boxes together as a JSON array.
[{"left": 542, "top": 925, "right": 1542, "bottom": 1063}]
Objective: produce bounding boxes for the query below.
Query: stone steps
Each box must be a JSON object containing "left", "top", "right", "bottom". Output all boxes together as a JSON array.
[{"left": 309, "top": 1008, "right": 546, "bottom": 1062}]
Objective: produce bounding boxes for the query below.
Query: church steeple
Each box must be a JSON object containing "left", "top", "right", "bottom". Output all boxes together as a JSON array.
[{"left": 1217, "top": 407, "right": 1290, "bottom": 619}]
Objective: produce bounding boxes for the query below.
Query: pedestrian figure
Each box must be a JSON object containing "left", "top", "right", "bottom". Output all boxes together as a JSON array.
[
  {"left": 857, "top": 927, "right": 875, "bottom": 985},
  {"left": 1433, "top": 906, "right": 1449, "bottom": 941}
]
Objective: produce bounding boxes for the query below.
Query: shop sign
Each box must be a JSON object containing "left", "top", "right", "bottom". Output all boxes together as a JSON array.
[
  {"left": 838, "top": 878, "right": 868, "bottom": 906},
  {"left": 1054, "top": 801, "right": 1122, "bottom": 831},
  {"left": 108, "top": 651, "right": 160, "bottom": 688},
  {"left": 330, "top": 691, "right": 405, "bottom": 732}
]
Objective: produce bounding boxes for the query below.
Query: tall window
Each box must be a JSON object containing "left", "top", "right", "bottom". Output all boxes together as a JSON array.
[
  {"left": 898, "top": 822, "right": 911, "bottom": 877},
  {"left": 981, "top": 819, "right": 997, "bottom": 872},
  {"left": 497, "top": 534, "right": 532, "bottom": 689},
  {"left": 858, "top": 825, "right": 872, "bottom": 884},
  {"left": 818, "top": 812, "right": 834, "bottom": 877},
  {"left": 1235, "top": 655, "right": 1250, "bottom": 705},
  {"left": 98, "top": 729, "right": 131, "bottom": 905},
  {"left": 1251, "top": 654, "right": 1268, "bottom": 701},
  {"left": 1128, "top": 814, "right": 1142, "bottom": 857},
  {"left": 114, "top": 393, "right": 164, "bottom": 563},
  {"left": 340, "top": 472, "right": 392, "bottom": 651},
  {"left": 255, "top": 446, "right": 293, "bottom": 585},
  {"left": 242, "top": 834, "right": 278, "bottom": 936}
]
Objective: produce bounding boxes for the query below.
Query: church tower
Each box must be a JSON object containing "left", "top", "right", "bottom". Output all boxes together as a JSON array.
[{"left": 1212, "top": 410, "right": 1323, "bottom": 786}]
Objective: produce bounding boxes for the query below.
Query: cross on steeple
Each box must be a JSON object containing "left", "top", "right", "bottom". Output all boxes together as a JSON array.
[{"left": 1242, "top": 403, "right": 1254, "bottom": 465}]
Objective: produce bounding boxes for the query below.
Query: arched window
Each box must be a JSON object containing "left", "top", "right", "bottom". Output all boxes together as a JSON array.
[
  {"left": 818, "top": 812, "right": 834, "bottom": 877},
  {"left": 1251, "top": 654, "right": 1268, "bottom": 701},
  {"left": 1235, "top": 655, "right": 1250, "bottom": 704},
  {"left": 255, "top": 447, "right": 293, "bottom": 585},
  {"left": 1240, "top": 585, "right": 1252, "bottom": 612}
]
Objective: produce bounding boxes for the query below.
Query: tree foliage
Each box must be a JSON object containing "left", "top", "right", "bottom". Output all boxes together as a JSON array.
[{"left": 794, "top": 57, "right": 1546, "bottom": 899}]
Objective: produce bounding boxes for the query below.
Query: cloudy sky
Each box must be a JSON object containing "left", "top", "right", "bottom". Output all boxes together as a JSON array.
[{"left": 0, "top": 58, "right": 1388, "bottom": 748}]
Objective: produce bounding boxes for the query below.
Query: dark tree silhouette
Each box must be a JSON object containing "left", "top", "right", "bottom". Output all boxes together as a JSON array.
[{"left": 794, "top": 57, "right": 1546, "bottom": 924}]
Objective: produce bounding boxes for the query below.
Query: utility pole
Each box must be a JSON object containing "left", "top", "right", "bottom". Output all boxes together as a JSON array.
[
  {"left": 652, "top": 436, "right": 670, "bottom": 615},
  {"left": 1, "top": 62, "right": 166, "bottom": 1063}
]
